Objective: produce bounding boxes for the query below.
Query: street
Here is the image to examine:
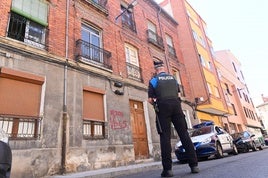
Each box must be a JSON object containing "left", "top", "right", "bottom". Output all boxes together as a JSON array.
[{"left": 116, "top": 147, "right": 268, "bottom": 178}]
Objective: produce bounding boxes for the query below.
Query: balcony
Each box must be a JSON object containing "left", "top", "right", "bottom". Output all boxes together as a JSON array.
[
  {"left": 146, "top": 29, "right": 164, "bottom": 50},
  {"left": 76, "top": 39, "right": 112, "bottom": 70},
  {"left": 126, "top": 62, "right": 143, "bottom": 82}
]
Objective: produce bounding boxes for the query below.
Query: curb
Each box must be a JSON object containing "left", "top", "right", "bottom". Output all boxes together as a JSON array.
[{"left": 49, "top": 161, "right": 162, "bottom": 178}]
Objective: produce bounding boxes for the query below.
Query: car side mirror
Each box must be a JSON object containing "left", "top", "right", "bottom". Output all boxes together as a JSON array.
[{"left": 251, "top": 134, "right": 255, "bottom": 138}]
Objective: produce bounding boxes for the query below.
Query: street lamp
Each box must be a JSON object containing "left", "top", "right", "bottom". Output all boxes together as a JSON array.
[{"left": 115, "top": 0, "right": 138, "bottom": 23}]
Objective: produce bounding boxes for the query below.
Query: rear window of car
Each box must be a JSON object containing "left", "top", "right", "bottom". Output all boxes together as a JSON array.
[{"left": 191, "top": 126, "right": 212, "bottom": 136}]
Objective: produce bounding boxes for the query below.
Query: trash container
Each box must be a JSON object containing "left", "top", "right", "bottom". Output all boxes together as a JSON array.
[{"left": 0, "top": 128, "right": 12, "bottom": 178}]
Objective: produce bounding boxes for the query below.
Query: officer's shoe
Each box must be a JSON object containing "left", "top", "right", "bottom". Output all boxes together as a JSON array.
[
  {"left": 190, "top": 166, "right": 200, "bottom": 173},
  {"left": 161, "top": 170, "right": 173, "bottom": 177}
]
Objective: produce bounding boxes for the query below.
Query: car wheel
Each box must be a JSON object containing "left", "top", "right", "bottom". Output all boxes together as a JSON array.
[
  {"left": 232, "top": 144, "right": 238, "bottom": 155},
  {"left": 252, "top": 142, "right": 257, "bottom": 151},
  {"left": 243, "top": 146, "right": 249, "bottom": 153},
  {"left": 215, "top": 142, "right": 223, "bottom": 158}
]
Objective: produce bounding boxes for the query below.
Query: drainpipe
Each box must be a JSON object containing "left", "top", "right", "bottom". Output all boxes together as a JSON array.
[
  {"left": 157, "top": 7, "right": 170, "bottom": 73},
  {"left": 61, "top": 0, "right": 70, "bottom": 174}
]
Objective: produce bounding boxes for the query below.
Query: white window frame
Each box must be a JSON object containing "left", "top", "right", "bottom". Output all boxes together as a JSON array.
[
  {"left": 81, "top": 24, "right": 103, "bottom": 62},
  {"left": 148, "top": 21, "right": 157, "bottom": 41},
  {"left": 125, "top": 43, "right": 139, "bottom": 66}
]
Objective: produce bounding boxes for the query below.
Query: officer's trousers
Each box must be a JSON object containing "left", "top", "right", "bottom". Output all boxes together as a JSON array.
[{"left": 157, "top": 98, "right": 198, "bottom": 171}]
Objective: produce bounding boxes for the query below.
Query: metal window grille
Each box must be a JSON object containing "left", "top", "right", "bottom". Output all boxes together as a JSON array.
[
  {"left": 83, "top": 120, "right": 105, "bottom": 139},
  {"left": 0, "top": 114, "right": 42, "bottom": 140},
  {"left": 7, "top": 12, "right": 47, "bottom": 49}
]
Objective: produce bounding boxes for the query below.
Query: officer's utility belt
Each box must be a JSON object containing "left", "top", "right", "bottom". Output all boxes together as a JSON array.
[{"left": 157, "top": 97, "right": 179, "bottom": 102}]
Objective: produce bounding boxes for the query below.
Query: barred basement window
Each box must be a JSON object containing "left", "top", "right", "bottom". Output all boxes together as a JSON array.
[
  {"left": 0, "top": 115, "right": 42, "bottom": 139},
  {"left": 83, "top": 120, "right": 105, "bottom": 139}
]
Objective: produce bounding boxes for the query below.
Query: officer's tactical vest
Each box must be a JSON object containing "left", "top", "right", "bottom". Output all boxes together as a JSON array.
[{"left": 155, "top": 74, "right": 178, "bottom": 100}]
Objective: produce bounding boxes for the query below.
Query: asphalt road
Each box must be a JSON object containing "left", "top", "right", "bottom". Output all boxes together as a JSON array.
[{"left": 116, "top": 147, "right": 268, "bottom": 178}]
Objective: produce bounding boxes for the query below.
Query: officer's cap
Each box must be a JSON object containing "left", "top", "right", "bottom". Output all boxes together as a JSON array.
[{"left": 154, "top": 61, "right": 164, "bottom": 68}]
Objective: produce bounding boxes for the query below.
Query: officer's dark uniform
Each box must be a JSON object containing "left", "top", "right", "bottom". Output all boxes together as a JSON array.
[{"left": 148, "top": 71, "right": 198, "bottom": 173}]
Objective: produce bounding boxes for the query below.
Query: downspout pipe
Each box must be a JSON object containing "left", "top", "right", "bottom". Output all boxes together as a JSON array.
[
  {"left": 157, "top": 7, "right": 170, "bottom": 73},
  {"left": 61, "top": 0, "right": 69, "bottom": 174}
]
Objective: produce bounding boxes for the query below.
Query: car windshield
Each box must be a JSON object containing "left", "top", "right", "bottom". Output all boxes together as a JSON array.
[
  {"left": 232, "top": 132, "right": 249, "bottom": 139},
  {"left": 191, "top": 126, "right": 212, "bottom": 136}
]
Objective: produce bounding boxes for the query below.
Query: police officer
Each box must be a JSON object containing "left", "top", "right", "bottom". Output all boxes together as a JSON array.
[{"left": 148, "top": 61, "right": 199, "bottom": 177}]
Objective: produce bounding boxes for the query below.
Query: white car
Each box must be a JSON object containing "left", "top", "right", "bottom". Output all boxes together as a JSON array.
[{"left": 175, "top": 121, "right": 238, "bottom": 162}]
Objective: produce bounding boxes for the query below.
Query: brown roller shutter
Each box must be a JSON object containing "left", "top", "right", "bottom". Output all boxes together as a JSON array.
[
  {"left": 0, "top": 68, "right": 44, "bottom": 117},
  {"left": 83, "top": 87, "right": 104, "bottom": 121}
]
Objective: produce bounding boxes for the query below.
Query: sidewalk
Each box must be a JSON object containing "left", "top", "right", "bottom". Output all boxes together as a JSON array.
[{"left": 48, "top": 159, "right": 164, "bottom": 178}]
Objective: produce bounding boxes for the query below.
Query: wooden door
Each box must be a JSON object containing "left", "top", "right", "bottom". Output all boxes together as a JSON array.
[{"left": 130, "top": 100, "right": 149, "bottom": 159}]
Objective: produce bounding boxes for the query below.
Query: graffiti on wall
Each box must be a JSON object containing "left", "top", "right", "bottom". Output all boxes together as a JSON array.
[{"left": 110, "top": 110, "right": 128, "bottom": 130}]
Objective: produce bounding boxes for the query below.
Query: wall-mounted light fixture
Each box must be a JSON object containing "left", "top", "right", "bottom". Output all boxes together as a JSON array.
[
  {"left": 109, "top": 79, "right": 125, "bottom": 96},
  {"left": 114, "top": 81, "right": 123, "bottom": 88},
  {"left": 115, "top": 0, "right": 138, "bottom": 23},
  {"left": 114, "top": 90, "right": 124, "bottom": 95}
]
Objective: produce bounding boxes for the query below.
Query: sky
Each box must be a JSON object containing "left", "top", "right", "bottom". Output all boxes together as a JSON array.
[{"left": 186, "top": 0, "right": 268, "bottom": 106}]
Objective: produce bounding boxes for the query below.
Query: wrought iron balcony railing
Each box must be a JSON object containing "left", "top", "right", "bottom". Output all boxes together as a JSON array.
[
  {"left": 126, "top": 62, "right": 143, "bottom": 82},
  {"left": 76, "top": 39, "right": 112, "bottom": 70},
  {"left": 146, "top": 29, "right": 164, "bottom": 50}
]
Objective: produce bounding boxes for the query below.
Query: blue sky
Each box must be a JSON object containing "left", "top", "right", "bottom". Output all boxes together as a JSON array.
[{"left": 186, "top": 0, "right": 268, "bottom": 106}]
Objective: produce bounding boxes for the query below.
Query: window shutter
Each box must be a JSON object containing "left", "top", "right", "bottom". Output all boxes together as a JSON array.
[
  {"left": 0, "top": 77, "right": 42, "bottom": 117},
  {"left": 11, "top": 0, "right": 48, "bottom": 26},
  {"left": 83, "top": 90, "right": 104, "bottom": 121}
]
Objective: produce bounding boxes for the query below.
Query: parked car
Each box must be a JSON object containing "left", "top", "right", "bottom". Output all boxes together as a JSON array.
[
  {"left": 231, "top": 131, "right": 263, "bottom": 153},
  {"left": 175, "top": 121, "right": 238, "bottom": 162},
  {"left": 0, "top": 127, "right": 12, "bottom": 178}
]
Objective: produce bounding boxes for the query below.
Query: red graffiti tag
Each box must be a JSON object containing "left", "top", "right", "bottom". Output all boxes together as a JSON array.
[{"left": 110, "top": 110, "right": 128, "bottom": 130}]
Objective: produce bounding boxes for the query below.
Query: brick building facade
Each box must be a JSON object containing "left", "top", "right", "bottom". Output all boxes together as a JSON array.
[{"left": 0, "top": 0, "right": 196, "bottom": 177}]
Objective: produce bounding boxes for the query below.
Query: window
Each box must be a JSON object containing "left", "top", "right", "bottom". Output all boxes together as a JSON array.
[
  {"left": 7, "top": 0, "right": 48, "bottom": 49},
  {"left": 166, "top": 34, "right": 176, "bottom": 58},
  {"left": 214, "top": 86, "right": 220, "bottom": 98},
  {"left": 121, "top": 4, "right": 136, "bottom": 32},
  {"left": 225, "top": 83, "right": 231, "bottom": 95},
  {"left": 0, "top": 67, "right": 44, "bottom": 139},
  {"left": 207, "top": 83, "right": 212, "bottom": 94},
  {"left": 83, "top": 87, "right": 106, "bottom": 139},
  {"left": 125, "top": 43, "right": 142, "bottom": 81},
  {"left": 231, "top": 104, "right": 237, "bottom": 115},
  {"left": 192, "top": 30, "right": 198, "bottom": 41},
  {"left": 217, "top": 69, "right": 222, "bottom": 79},
  {"left": 199, "top": 36, "right": 206, "bottom": 47},
  {"left": 147, "top": 20, "right": 164, "bottom": 49},
  {"left": 208, "top": 61, "right": 213, "bottom": 70},
  {"left": 77, "top": 24, "right": 111, "bottom": 69},
  {"left": 199, "top": 54, "right": 206, "bottom": 67},
  {"left": 81, "top": 24, "right": 102, "bottom": 62},
  {"left": 148, "top": 21, "right": 157, "bottom": 42}
]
